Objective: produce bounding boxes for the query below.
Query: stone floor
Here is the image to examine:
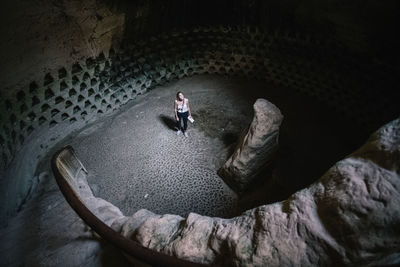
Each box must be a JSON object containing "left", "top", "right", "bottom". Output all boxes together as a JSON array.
[
  {"left": 0, "top": 74, "right": 369, "bottom": 266},
  {"left": 69, "top": 75, "right": 251, "bottom": 218}
]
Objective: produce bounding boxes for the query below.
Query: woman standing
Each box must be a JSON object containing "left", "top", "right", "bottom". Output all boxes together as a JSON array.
[{"left": 174, "top": 91, "right": 191, "bottom": 137}]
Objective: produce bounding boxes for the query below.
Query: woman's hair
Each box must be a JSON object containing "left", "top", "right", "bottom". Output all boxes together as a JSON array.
[{"left": 176, "top": 91, "right": 183, "bottom": 99}]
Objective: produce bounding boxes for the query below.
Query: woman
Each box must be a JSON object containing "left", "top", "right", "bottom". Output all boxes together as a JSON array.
[{"left": 174, "top": 91, "right": 191, "bottom": 137}]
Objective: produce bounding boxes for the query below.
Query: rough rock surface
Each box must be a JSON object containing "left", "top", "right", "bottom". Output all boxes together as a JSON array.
[
  {"left": 75, "top": 167, "right": 128, "bottom": 229},
  {"left": 0, "top": 0, "right": 125, "bottom": 95},
  {"left": 73, "top": 118, "right": 400, "bottom": 266},
  {"left": 218, "top": 98, "right": 283, "bottom": 192}
]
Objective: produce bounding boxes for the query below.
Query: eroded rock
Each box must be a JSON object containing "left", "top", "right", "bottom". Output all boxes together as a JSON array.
[
  {"left": 74, "top": 118, "right": 400, "bottom": 266},
  {"left": 118, "top": 118, "right": 400, "bottom": 266},
  {"left": 218, "top": 98, "right": 283, "bottom": 192}
]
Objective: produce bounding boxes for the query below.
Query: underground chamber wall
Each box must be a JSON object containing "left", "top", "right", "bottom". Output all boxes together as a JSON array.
[
  {"left": 1, "top": 25, "right": 399, "bottom": 224},
  {"left": 0, "top": 1, "right": 399, "bottom": 261}
]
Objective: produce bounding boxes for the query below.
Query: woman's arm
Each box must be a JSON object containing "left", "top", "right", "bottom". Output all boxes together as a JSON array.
[
  {"left": 174, "top": 100, "right": 179, "bottom": 121},
  {"left": 187, "top": 99, "right": 191, "bottom": 117}
]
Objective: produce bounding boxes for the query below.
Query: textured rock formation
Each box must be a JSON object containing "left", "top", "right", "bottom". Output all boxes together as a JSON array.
[
  {"left": 218, "top": 98, "right": 283, "bottom": 192},
  {"left": 74, "top": 167, "right": 128, "bottom": 229},
  {"left": 0, "top": 0, "right": 125, "bottom": 93},
  {"left": 73, "top": 118, "right": 400, "bottom": 266},
  {"left": 116, "top": 118, "right": 400, "bottom": 266}
]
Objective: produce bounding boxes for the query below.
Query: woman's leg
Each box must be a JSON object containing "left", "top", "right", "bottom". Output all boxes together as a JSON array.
[
  {"left": 182, "top": 112, "right": 188, "bottom": 132},
  {"left": 177, "top": 113, "right": 183, "bottom": 131}
]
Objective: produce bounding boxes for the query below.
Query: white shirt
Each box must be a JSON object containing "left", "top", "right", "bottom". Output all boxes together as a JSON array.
[{"left": 176, "top": 98, "right": 188, "bottom": 113}]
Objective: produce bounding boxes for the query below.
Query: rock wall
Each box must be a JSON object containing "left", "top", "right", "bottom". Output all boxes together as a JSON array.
[
  {"left": 0, "top": 0, "right": 124, "bottom": 226},
  {"left": 0, "top": 0, "right": 125, "bottom": 97},
  {"left": 1, "top": 0, "right": 398, "bottom": 96}
]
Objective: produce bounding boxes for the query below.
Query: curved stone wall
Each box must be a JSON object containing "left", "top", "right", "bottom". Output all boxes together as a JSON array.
[{"left": 1, "top": 26, "right": 399, "bottom": 224}]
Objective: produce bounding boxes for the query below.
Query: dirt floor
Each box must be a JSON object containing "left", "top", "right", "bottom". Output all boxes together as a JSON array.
[{"left": 0, "top": 74, "right": 369, "bottom": 266}]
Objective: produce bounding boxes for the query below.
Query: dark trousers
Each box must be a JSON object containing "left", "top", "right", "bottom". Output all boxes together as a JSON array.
[{"left": 177, "top": 111, "right": 189, "bottom": 132}]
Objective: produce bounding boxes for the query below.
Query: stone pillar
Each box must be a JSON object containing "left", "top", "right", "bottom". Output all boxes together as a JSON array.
[{"left": 218, "top": 98, "right": 283, "bottom": 192}]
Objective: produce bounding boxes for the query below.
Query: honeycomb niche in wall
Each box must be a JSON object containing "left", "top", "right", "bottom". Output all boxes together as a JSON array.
[{"left": 0, "top": 26, "right": 398, "bottom": 172}]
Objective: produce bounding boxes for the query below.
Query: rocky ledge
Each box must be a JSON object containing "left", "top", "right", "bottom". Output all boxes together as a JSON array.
[{"left": 77, "top": 118, "right": 400, "bottom": 266}]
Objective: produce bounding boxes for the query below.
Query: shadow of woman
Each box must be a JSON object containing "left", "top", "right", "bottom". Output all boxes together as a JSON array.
[{"left": 159, "top": 115, "right": 177, "bottom": 131}]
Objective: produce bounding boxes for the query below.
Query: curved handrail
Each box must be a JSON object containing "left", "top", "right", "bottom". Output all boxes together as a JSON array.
[{"left": 51, "top": 145, "right": 208, "bottom": 267}]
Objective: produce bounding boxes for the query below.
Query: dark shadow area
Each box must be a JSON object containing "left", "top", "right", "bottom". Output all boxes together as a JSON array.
[
  {"left": 159, "top": 115, "right": 178, "bottom": 131},
  {"left": 0, "top": 168, "right": 131, "bottom": 267},
  {"left": 236, "top": 165, "right": 282, "bottom": 211},
  {"left": 98, "top": 234, "right": 134, "bottom": 266},
  {"left": 100, "top": 0, "right": 400, "bottom": 65},
  {"left": 221, "top": 132, "right": 240, "bottom": 147}
]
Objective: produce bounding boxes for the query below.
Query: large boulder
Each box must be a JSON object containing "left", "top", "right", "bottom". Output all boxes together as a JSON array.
[{"left": 218, "top": 98, "right": 283, "bottom": 192}]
